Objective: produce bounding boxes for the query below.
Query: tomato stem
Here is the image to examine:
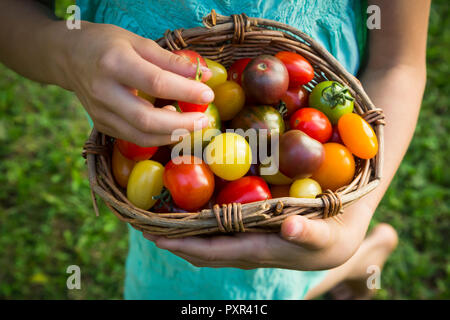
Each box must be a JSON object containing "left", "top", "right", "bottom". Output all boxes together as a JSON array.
[
  {"left": 321, "top": 82, "right": 354, "bottom": 109},
  {"left": 276, "top": 100, "right": 288, "bottom": 118},
  {"left": 194, "top": 57, "right": 202, "bottom": 82},
  {"left": 152, "top": 188, "right": 173, "bottom": 211}
]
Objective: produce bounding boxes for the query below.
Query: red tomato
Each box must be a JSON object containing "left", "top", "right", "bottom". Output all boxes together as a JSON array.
[
  {"left": 279, "top": 86, "right": 309, "bottom": 118},
  {"left": 216, "top": 176, "right": 272, "bottom": 205},
  {"left": 173, "top": 49, "right": 208, "bottom": 81},
  {"left": 289, "top": 108, "right": 332, "bottom": 143},
  {"left": 116, "top": 139, "right": 158, "bottom": 161},
  {"left": 275, "top": 51, "right": 314, "bottom": 87},
  {"left": 178, "top": 101, "right": 209, "bottom": 113},
  {"left": 177, "top": 52, "right": 209, "bottom": 113},
  {"left": 163, "top": 155, "right": 215, "bottom": 211},
  {"left": 112, "top": 142, "right": 136, "bottom": 188},
  {"left": 227, "top": 58, "right": 251, "bottom": 86}
]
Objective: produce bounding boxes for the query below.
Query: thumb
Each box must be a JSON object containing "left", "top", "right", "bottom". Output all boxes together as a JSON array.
[{"left": 280, "top": 215, "right": 333, "bottom": 250}]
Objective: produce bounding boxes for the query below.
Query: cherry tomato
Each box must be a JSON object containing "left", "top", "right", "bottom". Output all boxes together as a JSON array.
[
  {"left": 311, "top": 143, "right": 355, "bottom": 191},
  {"left": 112, "top": 142, "right": 136, "bottom": 188},
  {"left": 309, "top": 81, "right": 354, "bottom": 124},
  {"left": 178, "top": 58, "right": 209, "bottom": 112},
  {"left": 127, "top": 160, "right": 164, "bottom": 210},
  {"left": 204, "top": 58, "right": 227, "bottom": 88},
  {"left": 289, "top": 178, "right": 322, "bottom": 198},
  {"left": 270, "top": 184, "right": 291, "bottom": 198},
  {"left": 289, "top": 108, "right": 332, "bottom": 143},
  {"left": 116, "top": 139, "right": 158, "bottom": 161},
  {"left": 216, "top": 176, "right": 271, "bottom": 205},
  {"left": 259, "top": 156, "right": 293, "bottom": 185},
  {"left": 173, "top": 49, "right": 208, "bottom": 81},
  {"left": 329, "top": 125, "right": 343, "bottom": 144},
  {"left": 227, "top": 58, "right": 251, "bottom": 86},
  {"left": 212, "top": 80, "right": 245, "bottom": 120},
  {"left": 279, "top": 86, "right": 309, "bottom": 118},
  {"left": 338, "top": 113, "right": 378, "bottom": 159},
  {"left": 204, "top": 132, "right": 252, "bottom": 181},
  {"left": 275, "top": 51, "right": 314, "bottom": 87},
  {"left": 163, "top": 155, "right": 215, "bottom": 211}
]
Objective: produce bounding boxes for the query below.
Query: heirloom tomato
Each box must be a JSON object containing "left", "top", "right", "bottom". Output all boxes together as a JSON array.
[
  {"left": 204, "top": 132, "right": 252, "bottom": 181},
  {"left": 116, "top": 138, "right": 158, "bottom": 161},
  {"left": 230, "top": 105, "right": 285, "bottom": 141},
  {"left": 289, "top": 178, "right": 322, "bottom": 199},
  {"left": 204, "top": 58, "right": 227, "bottom": 88},
  {"left": 227, "top": 58, "right": 251, "bottom": 86},
  {"left": 216, "top": 176, "right": 271, "bottom": 205},
  {"left": 338, "top": 113, "right": 378, "bottom": 159},
  {"left": 112, "top": 142, "right": 136, "bottom": 188},
  {"left": 278, "top": 130, "right": 324, "bottom": 179},
  {"left": 311, "top": 143, "right": 355, "bottom": 191},
  {"left": 275, "top": 51, "right": 314, "bottom": 87},
  {"left": 309, "top": 81, "right": 354, "bottom": 124},
  {"left": 242, "top": 55, "right": 289, "bottom": 104},
  {"left": 212, "top": 80, "right": 245, "bottom": 120},
  {"left": 127, "top": 160, "right": 164, "bottom": 210},
  {"left": 173, "top": 49, "right": 208, "bottom": 81},
  {"left": 289, "top": 107, "right": 332, "bottom": 143},
  {"left": 279, "top": 86, "right": 309, "bottom": 118},
  {"left": 178, "top": 58, "right": 209, "bottom": 112},
  {"left": 163, "top": 155, "right": 215, "bottom": 211}
]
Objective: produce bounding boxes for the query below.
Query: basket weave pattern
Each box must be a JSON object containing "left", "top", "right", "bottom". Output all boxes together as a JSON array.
[{"left": 83, "top": 10, "right": 385, "bottom": 238}]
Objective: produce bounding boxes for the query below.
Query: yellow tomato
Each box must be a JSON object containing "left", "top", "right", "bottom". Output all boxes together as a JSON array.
[
  {"left": 213, "top": 81, "right": 245, "bottom": 120},
  {"left": 204, "top": 132, "right": 252, "bottom": 181},
  {"left": 127, "top": 160, "right": 164, "bottom": 210},
  {"left": 205, "top": 58, "right": 228, "bottom": 88},
  {"left": 311, "top": 143, "right": 355, "bottom": 191},
  {"left": 289, "top": 178, "right": 322, "bottom": 198}
]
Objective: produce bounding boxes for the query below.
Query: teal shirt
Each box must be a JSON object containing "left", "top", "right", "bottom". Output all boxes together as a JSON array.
[{"left": 78, "top": 0, "right": 366, "bottom": 300}]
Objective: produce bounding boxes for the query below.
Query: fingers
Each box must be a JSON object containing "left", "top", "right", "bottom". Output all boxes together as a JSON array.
[
  {"left": 153, "top": 235, "right": 257, "bottom": 262},
  {"left": 97, "top": 82, "right": 209, "bottom": 135},
  {"left": 93, "top": 106, "right": 187, "bottom": 147},
  {"left": 134, "top": 38, "right": 212, "bottom": 81},
  {"left": 280, "top": 215, "right": 334, "bottom": 250},
  {"left": 105, "top": 47, "right": 214, "bottom": 104}
]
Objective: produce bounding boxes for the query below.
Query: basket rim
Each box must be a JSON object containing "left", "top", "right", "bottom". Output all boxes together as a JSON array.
[{"left": 82, "top": 10, "right": 385, "bottom": 236}]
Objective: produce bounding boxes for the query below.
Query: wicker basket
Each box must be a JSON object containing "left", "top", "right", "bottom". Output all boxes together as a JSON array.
[{"left": 83, "top": 10, "right": 385, "bottom": 238}]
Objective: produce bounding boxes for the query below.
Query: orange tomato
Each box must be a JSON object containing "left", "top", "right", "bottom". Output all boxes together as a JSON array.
[
  {"left": 112, "top": 143, "right": 137, "bottom": 188},
  {"left": 338, "top": 113, "right": 378, "bottom": 159},
  {"left": 311, "top": 143, "right": 355, "bottom": 191}
]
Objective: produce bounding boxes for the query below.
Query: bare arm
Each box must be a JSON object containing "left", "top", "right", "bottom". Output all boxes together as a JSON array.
[{"left": 0, "top": 0, "right": 214, "bottom": 146}]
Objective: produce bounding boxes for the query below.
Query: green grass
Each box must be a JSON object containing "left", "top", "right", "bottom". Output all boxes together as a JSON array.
[{"left": 0, "top": 1, "right": 448, "bottom": 299}]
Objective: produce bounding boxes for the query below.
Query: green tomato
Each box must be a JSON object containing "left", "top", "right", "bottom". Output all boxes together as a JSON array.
[
  {"left": 204, "top": 58, "right": 228, "bottom": 88},
  {"left": 308, "top": 80, "right": 354, "bottom": 124}
]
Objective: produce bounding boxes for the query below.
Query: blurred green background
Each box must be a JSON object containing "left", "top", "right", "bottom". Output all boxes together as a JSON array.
[{"left": 0, "top": 0, "right": 448, "bottom": 299}]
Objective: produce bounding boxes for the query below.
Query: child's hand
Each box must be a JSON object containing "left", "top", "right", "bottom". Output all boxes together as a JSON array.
[
  {"left": 143, "top": 201, "right": 373, "bottom": 270},
  {"left": 63, "top": 22, "right": 214, "bottom": 146}
]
